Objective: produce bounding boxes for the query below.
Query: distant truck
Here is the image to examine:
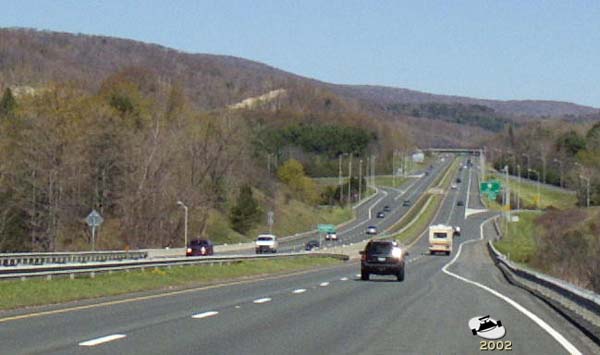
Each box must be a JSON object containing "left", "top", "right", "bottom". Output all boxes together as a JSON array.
[
  {"left": 255, "top": 234, "right": 278, "bottom": 254},
  {"left": 428, "top": 224, "right": 454, "bottom": 255}
]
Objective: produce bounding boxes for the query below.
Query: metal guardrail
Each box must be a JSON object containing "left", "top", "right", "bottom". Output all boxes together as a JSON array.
[
  {"left": 0, "top": 251, "right": 148, "bottom": 267},
  {"left": 0, "top": 252, "right": 349, "bottom": 280},
  {"left": 487, "top": 238, "right": 600, "bottom": 343}
]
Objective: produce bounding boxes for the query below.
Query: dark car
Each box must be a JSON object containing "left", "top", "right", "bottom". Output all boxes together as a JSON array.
[
  {"left": 305, "top": 240, "right": 320, "bottom": 251},
  {"left": 376, "top": 211, "right": 385, "bottom": 218},
  {"left": 186, "top": 239, "right": 214, "bottom": 256},
  {"left": 360, "top": 240, "right": 408, "bottom": 281},
  {"left": 402, "top": 200, "right": 411, "bottom": 207},
  {"left": 383, "top": 205, "right": 391, "bottom": 212},
  {"left": 456, "top": 178, "right": 462, "bottom": 183},
  {"left": 457, "top": 200, "right": 464, "bottom": 206}
]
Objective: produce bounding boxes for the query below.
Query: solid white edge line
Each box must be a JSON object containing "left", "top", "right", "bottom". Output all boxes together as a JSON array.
[
  {"left": 441, "top": 216, "right": 582, "bottom": 355},
  {"left": 253, "top": 297, "right": 272, "bottom": 304},
  {"left": 79, "top": 334, "right": 127, "bottom": 347},
  {"left": 192, "top": 311, "right": 219, "bottom": 319},
  {"left": 292, "top": 289, "right": 307, "bottom": 294}
]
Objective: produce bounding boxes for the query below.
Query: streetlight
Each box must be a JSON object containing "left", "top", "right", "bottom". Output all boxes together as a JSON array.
[
  {"left": 528, "top": 169, "right": 541, "bottom": 209},
  {"left": 553, "top": 158, "right": 563, "bottom": 188},
  {"left": 574, "top": 162, "right": 590, "bottom": 208},
  {"left": 516, "top": 164, "right": 521, "bottom": 210},
  {"left": 177, "top": 201, "right": 188, "bottom": 248},
  {"left": 358, "top": 159, "right": 363, "bottom": 202},
  {"left": 347, "top": 154, "right": 353, "bottom": 205},
  {"left": 522, "top": 154, "right": 530, "bottom": 180},
  {"left": 579, "top": 175, "right": 591, "bottom": 208}
]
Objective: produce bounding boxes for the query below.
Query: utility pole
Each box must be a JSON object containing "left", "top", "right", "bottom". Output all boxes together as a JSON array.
[
  {"left": 480, "top": 148, "right": 486, "bottom": 181},
  {"left": 528, "top": 169, "right": 541, "bottom": 209},
  {"left": 580, "top": 175, "right": 590, "bottom": 208}
]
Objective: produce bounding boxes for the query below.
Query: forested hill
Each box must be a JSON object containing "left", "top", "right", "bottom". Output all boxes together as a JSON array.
[{"left": 1, "top": 28, "right": 597, "bottom": 141}]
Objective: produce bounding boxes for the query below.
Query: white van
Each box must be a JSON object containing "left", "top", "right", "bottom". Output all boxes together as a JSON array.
[{"left": 255, "top": 234, "right": 278, "bottom": 254}]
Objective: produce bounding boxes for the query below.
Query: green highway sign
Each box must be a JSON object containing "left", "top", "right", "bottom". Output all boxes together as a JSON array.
[
  {"left": 317, "top": 224, "right": 336, "bottom": 233},
  {"left": 481, "top": 180, "right": 501, "bottom": 194}
]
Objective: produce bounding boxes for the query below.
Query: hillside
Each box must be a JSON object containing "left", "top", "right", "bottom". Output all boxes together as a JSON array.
[
  {"left": 1, "top": 28, "right": 597, "bottom": 144},
  {"left": 329, "top": 84, "right": 599, "bottom": 118}
]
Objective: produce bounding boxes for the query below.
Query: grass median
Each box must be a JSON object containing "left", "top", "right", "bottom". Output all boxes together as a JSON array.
[{"left": 0, "top": 256, "right": 342, "bottom": 311}]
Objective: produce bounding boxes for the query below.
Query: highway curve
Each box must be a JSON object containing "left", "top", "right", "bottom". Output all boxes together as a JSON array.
[{"left": 0, "top": 156, "right": 597, "bottom": 354}]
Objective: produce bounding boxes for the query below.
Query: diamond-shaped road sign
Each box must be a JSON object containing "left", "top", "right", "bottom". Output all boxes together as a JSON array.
[{"left": 86, "top": 209, "right": 104, "bottom": 227}]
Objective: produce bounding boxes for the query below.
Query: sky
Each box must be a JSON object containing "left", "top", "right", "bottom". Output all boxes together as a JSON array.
[{"left": 2, "top": 0, "right": 600, "bottom": 107}]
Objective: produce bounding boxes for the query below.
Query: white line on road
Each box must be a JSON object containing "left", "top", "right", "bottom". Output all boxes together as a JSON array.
[
  {"left": 79, "top": 334, "right": 127, "bottom": 347},
  {"left": 340, "top": 277, "right": 349, "bottom": 281},
  {"left": 319, "top": 282, "right": 330, "bottom": 287},
  {"left": 192, "top": 311, "right": 219, "bottom": 319},
  {"left": 292, "top": 289, "right": 306, "bottom": 294},
  {"left": 441, "top": 216, "right": 582, "bottom": 355},
  {"left": 253, "top": 297, "right": 272, "bottom": 304}
]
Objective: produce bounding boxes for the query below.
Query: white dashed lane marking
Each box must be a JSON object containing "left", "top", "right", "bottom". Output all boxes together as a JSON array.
[
  {"left": 192, "top": 311, "right": 219, "bottom": 319},
  {"left": 253, "top": 298, "right": 272, "bottom": 304},
  {"left": 79, "top": 334, "right": 127, "bottom": 347},
  {"left": 340, "top": 277, "right": 349, "bottom": 281},
  {"left": 319, "top": 282, "right": 330, "bottom": 287},
  {"left": 292, "top": 289, "right": 307, "bottom": 294}
]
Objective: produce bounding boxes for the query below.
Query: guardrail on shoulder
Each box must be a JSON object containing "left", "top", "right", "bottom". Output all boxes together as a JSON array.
[
  {"left": 0, "top": 252, "right": 349, "bottom": 280},
  {"left": 487, "top": 239, "right": 600, "bottom": 341},
  {"left": 0, "top": 251, "right": 148, "bottom": 267}
]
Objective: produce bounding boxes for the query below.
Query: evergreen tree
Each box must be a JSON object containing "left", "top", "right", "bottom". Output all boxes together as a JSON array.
[
  {"left": 229, "top": 185, "right": 261, "bottom": 234},
  {"left": 0, "top": 88, "right": 17, "bottom": 117}
]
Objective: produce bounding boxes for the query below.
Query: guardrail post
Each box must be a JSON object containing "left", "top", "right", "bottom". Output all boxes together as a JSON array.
[
  {"left": 70, "top": 273, "right": 75, "bottom": 280},
  {"left": 46, "top": 275, "right": 52, "bottom": 281}
]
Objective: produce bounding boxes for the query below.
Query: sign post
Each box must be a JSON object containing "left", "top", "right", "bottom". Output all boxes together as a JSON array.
[{"left": 85, "top": 209, "right": 104, "bottom": 251}]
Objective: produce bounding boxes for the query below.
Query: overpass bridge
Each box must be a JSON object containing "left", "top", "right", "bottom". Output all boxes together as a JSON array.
[{"left": 422, "top": 147, "right": 483, "bottom": 155}]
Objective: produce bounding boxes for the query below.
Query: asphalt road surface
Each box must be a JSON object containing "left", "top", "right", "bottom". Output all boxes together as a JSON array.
[{"left": 1, "top": 156, "right": 597, "bottom": 354}]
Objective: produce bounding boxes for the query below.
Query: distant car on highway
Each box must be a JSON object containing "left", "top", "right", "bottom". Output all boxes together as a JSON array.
[
  {"left": 366, "top": 226, "right": 378, "bottom": 235},
  {"left": 402, "top": 200, "right": 411, "bottom": 207},
  {"left": 451, "top": 184, "right": 457, "bottom": 189},
  {"left": 186, "top": 239, "right": 214, "bottom": 256},
  {"left": 457, "top": 200, "right": 464, "bottom": 206},
  {"left": 453, "top": 226, "right": 461, "bottom": 237},
  {"left": 376, "top": 211, "right": 385, "bottom": 218},
  {"left": 305, "top": 240, "right": 320, "bottom": 251},
  {"left": 324, "top": 232, "right": 338, "bottom": 241},
  {"left": 456, "top": 178, "right": 462, "bottom": 183},
  {"left": 383, "top": 205, "right": 391, "bottom": 212},
  {"left": 360, "top": 239, "right": 408, "bottom": 281},
  {"left": 255, "top": 234, "right": 278, "bottom": 254}
]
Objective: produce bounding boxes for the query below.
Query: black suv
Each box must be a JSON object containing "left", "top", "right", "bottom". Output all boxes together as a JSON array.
[
  {"left": 186, "top": 239, "right": 214, "bottom": 256},
  {"left": 402, "top": 200, "right": 411, "bottom": 207},
  {"left": 360, "top": 240, "right": 408, "bottom": 281}
]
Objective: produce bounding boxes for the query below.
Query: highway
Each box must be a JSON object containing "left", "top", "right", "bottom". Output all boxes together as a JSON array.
[
  {"left": 236, "top": 156, "right": 453, "bottom": 254},
  {"left": 0, "top": 156, "right": 597, "bottom": 354}
]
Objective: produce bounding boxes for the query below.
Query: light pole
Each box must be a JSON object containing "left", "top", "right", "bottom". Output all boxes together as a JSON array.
[
  {"left": 177, "top": 201, "right": 188, "bottom": 247},
  {"left": 516, "top": 164, "right": 521, "bottom": 210},
  {"left": 522, "top": 154, "right": 530, "bottom": 180},
  {"left": 358, "top": 159, "right": 363, "bottom": 202},
  {"left": 338, "top": 154, "right": 343, "bottom": 204},
  {"left": 528, "top": 169, "right": 541, "bottom": 209},
  {"left": 579, "top": 175, "right": 590, "bottom": 208},
  {"left": 347, "top": 154, "right": 353, "bottom": 205},
  {"left": 553, "top": 158, "right": 563, "bottom": 188},
  {"left": 392, "top": 150, "right": 396, "bottom": 187},
  {"left": 502, "top": 165, "right": 510, "bottom": 221}
]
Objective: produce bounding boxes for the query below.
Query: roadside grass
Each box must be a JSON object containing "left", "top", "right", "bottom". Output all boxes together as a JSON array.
[
  {"left": 489, "top": 173, "right": 577, "bottom": 210},
  {"left": 373, "top": 176, "right": 408, "bottom": 188},
  {"left": 494, "top": 212, "right": 539, "bottom": 264},
  {"left": 0, "top": 256, "right": 341, "bottom": 311}
]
